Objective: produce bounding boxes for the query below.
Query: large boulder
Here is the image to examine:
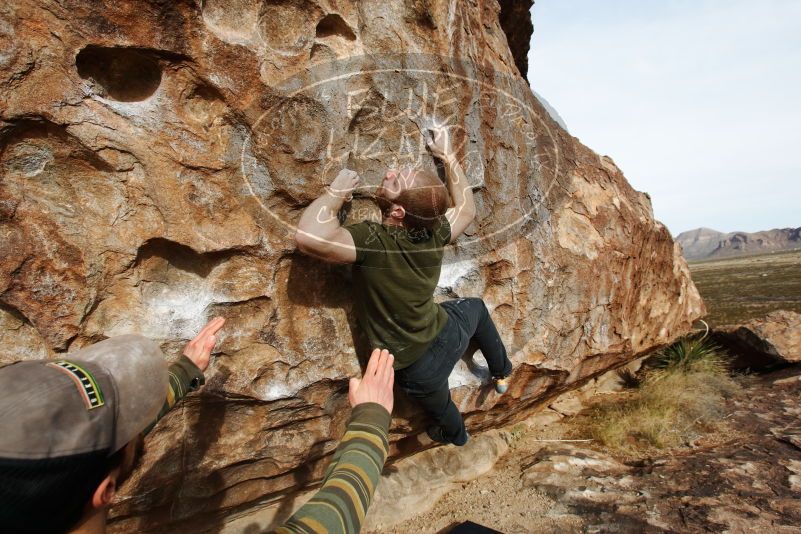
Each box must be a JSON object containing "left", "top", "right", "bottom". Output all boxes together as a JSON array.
[
  {"left": 712, "top": 310, "right": 801, "bottom": 369},
  {"left": 0, "top": 0, "right": 704, "bottom": 530}
]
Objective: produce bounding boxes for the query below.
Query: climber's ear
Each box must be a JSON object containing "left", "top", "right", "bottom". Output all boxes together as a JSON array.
[{"left": 388, "top": 204, "right": 405, "bottom": 221}]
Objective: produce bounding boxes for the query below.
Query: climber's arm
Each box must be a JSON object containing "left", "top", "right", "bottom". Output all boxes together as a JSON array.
[
  {"left": 427, "top": 127, "right": 476, "bottom": 243},
  {"left": 295, "top": 169, "right": 359, "bottom": 264},
  {"left": 442, "top": 156, "right": 476, "bottom": 243},
  {"left": 144, "top": 317, "right": 225, "bottom": 434},
  {"left": 276, "top": 349, "right": 394, "bottom": 534}
]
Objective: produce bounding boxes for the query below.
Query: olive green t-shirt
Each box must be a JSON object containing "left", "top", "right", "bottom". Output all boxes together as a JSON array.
[{"left": 345, "top": 217, "right": 451, "bottom": 369}]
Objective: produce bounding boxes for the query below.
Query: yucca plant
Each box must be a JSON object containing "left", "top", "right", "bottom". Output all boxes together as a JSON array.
[
  {"left": 652, "top": 337, "right": 726, "bottom": 374},
  {"left": 616, "top": 367, "right": 642, "bottom": 389}
]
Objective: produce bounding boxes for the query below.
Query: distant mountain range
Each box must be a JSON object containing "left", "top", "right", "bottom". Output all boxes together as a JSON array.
[{"left": 676, "top": 227, "right": 801, "bottom": 261}]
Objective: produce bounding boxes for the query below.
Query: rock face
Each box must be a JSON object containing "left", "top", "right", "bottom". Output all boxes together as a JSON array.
[
  {"left": 712, "top": 310, "right": 801, "bottom": 369},
  {"left": 677, "top": 227, "right": 801, "bottom": 261},
  {"left": 0, "top": 0, "right": 703, "bottom": 530}
]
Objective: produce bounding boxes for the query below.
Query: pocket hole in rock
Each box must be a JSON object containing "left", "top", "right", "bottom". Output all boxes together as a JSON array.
[
  {"left": 315, "top": 14, "right": 356, "bottom": 41},
  {"left": 76, "top": 46, "right": 162, "bottom": 102}
]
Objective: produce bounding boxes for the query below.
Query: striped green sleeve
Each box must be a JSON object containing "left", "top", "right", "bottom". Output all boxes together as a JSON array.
[
  {"left": 143, "top": 355, "right": 205, "bottom": 434},
  {"left": 276, "top": 402, "right": 391, "bottom": 534}
]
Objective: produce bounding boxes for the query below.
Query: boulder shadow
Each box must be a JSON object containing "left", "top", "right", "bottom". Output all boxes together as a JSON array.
[
  {"left": 285, "top": 252, "right": 372, "bottom": 368},
  {"left": 112, "top": 366, "right": 231, "bottom": 533},
  {"left": 260, "top": 440, "right": 329, "bottom": 533}
]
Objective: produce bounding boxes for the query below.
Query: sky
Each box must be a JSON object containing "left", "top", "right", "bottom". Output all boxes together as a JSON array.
[{"left": 527, "top": 0, "right": 801, "bottom": 236}]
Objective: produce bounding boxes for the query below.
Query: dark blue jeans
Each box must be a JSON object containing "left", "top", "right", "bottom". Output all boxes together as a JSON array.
[{"left": 396, "top": 298, "right": 512, "bottom": 446}]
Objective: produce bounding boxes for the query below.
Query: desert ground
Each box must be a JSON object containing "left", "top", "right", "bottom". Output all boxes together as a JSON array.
[
  {"left": 379, "top": 366, "right": 801, "bottom": 534},
  {"left": 689, "top": 250, "right": 801, "bottom": 326}
]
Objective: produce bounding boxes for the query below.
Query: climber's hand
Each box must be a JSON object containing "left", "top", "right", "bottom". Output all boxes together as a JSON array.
[
  {"left": 183, "top": 317, "right": 225, "bottom": 373},
  {"left": 426, "top": 126, "right": 453, "bottom": 161},
  {"left": 349, "top": 348, "right": 394, "bottom": 414},
  {"left": 328, "top": 169, "right": 360, "bottom": 201}
]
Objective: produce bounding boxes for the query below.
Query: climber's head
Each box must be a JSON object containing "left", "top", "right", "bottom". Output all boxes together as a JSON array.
[{"left": 375, "top": 167, "right": 450, "bottom": 231}]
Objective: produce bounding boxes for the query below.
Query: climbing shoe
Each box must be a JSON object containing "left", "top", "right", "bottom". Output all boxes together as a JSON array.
[
  {"left": 426, "top": 425, "right": 450, "bottom": 444},
  {"left": 493, "top": 376, "right": 510, "bottom": 394},
  {"left": 427, "top": 425, "right": 470, "bottom": 446}
]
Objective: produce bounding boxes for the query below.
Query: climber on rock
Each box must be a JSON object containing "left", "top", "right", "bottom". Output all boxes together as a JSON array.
[
  {"left": 295, "top": 125, "right": 513, "bottom": 446},
  {"left": 0, "top": 316, "right": 395, "bottom": 534}
]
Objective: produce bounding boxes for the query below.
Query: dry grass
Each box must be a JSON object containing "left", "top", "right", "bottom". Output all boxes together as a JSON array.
[{"left": 583, "top": 338, "right": 741, "bottom": 453}]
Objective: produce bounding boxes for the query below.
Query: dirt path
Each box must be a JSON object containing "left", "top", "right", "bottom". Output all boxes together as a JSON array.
[{"left": 381, "top": 366, "right": 801, "bottom": 533}]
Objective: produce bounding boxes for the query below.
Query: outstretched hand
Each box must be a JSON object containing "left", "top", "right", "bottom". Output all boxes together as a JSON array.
[
  {"left": 349, "top": 348, "right": 394, "bottom": 414},
  {"left": 183, "top": 317, "right": 225, "bottom": 373},
  {"left": 426, "top": 126, "right": 453, "bottom": 161}
]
